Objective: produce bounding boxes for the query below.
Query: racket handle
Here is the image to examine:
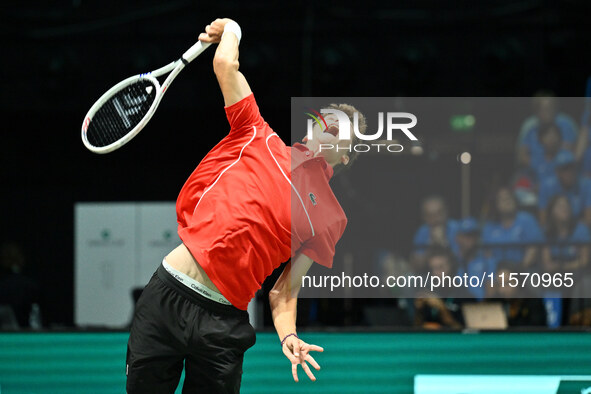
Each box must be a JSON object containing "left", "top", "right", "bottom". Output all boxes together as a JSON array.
[{"left": 182, "top": 41, "right": 212, "bottom": 64}]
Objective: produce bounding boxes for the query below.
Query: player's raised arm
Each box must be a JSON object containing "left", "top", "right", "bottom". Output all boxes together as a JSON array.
[
  {"left": 269, "top": 254, "right": 324, "bottom": 382},
  {"left": 198, "top": 18, "right": 252, "bottom": 106}
]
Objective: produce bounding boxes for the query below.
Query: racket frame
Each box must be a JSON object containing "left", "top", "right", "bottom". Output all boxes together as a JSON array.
[{"left": 82, "top": 41, "right": 211, "bottom": 154}]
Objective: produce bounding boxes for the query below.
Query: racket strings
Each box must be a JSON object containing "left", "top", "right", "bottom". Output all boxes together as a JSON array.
[{"left": 86, "top": 80, "right": 157, "bottom": 148}]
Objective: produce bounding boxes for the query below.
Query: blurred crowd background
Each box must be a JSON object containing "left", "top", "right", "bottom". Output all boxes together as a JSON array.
[{"left": 273, "top": 94, "right": 591, "bottom": 331}]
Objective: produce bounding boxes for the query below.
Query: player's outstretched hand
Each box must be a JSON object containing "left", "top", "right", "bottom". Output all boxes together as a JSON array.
[
  {"left": 282, "top": 336, "right": 323, "bottom": 382},
  {"left": 198, "top": 18, "right": 233, "bottom": 44}
]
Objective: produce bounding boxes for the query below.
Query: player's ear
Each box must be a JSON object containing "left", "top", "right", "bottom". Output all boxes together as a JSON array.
[{"left": 341, "top": 154, "right": 350, "bottom": 166}]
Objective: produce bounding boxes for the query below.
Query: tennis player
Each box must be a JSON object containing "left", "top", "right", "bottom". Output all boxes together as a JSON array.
[{"left": 126, "top": 18, "right": 365, "bottom": 393}]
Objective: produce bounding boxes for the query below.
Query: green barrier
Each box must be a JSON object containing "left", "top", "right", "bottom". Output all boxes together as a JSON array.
[{"left": 0, "top": 331, "right": 590, "bottom": 393}]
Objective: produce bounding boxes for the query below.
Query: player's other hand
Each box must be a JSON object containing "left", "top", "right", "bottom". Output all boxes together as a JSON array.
[
  {"left": 198, "top": 18, "right": 234, "bottom": 43},
  {"left": 282, "top": 336, "right": 323, "bottom": 382}
]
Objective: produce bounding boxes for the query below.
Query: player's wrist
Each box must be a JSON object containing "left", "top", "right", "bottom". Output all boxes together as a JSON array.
[
  {"left": 280, "top": 332, "right": 299, "bottom": 346},
  {"left": 222, "top": 20, "right": 242, "bottom": 43}
]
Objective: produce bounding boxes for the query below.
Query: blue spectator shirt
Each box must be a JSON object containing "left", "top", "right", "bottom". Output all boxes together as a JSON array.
[
  {"left": 546, "top": 222, "right": 591, "bottom": 262},
  {"left": 582, "top": 146, "right": 591, "bottom": 177},
  {"left": 457, "top": 251, "right": 497, "bottom": 300},
  {"left": 520, "top": 115, "right": 577, "bottom": 176},
  {"left": 482, "top": 211, "right": 544, "bottom": 264},
  {"left": 529, "top": 149, "right": 572, "bottom": 185},
  {"left": 538, "top": 176, "right": 591, "bottom": 218},
  {"left": 413, "top": 220, "right": 460, "bottom": 255}
]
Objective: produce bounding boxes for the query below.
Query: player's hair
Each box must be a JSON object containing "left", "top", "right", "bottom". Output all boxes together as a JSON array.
[{"left": 326, "top": 103, "right": 367, "bottom": 174}]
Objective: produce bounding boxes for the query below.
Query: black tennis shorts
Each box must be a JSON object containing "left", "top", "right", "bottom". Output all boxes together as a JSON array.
[{"left": 126, "top": 264, "right": 256, "bottom": 394}]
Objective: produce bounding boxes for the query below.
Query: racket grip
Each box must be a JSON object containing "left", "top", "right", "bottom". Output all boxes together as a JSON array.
[{"left": 182, "top": 41, "right": 212, "bottom": 64}]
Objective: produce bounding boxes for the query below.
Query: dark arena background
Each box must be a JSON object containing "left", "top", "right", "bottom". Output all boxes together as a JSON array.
[{"left": 1, "top": 1, "right": 591, "bottom": 393}]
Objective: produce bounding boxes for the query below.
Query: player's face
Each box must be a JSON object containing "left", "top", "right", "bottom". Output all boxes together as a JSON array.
[{"left": 303, "top": 114, "right": 352, "bottom": 167}]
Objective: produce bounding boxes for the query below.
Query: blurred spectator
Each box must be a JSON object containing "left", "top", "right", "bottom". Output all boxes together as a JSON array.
[
  {"left": 529, "top": 123, "right": 573, "bottom": 185},
  {"left": 575, "top": 94, "right": 591, "bottom": 177},
  {"left": 512, "top": 122, "right": 568, "bottom": 209},
  {"left": 411, "top": 195, "right": 459, "bottom": 270},
  {"left": 576, "top": 125, "right": 591, "bottom": 178},
  {"left": 455, "top": 217, "right": 497, "bottom": 300},
  {"left": 517, "top": 93, "right": 577, "bottom": 169},
  {"left": 414, "top": 246, "right": 471, "bottom": 330},
  {"left": 541, "top": 194, "right": 590, "bottom": 327},
  {"left": 364, "top": 250, "right": 413, "bottom": 327},
  {"left": 542, "top": 194, "right": 590, "bottom": 274},
  {"left": 538, "top": 151, "right": 591, "bottom": 227},
  {"left": 0, "top": 242, "right": 41, "bottom": 328},
  {"left": 512, "top": 171, "right": 537, "bottom": 209},
  {"left": 487, "top": 261, "right": 547, "bottom": 327},
  {"left": 373, "top": 249, "right": 413, "bottom": 298},
  {"left": 482, "top": 187, "right": 544, "bottom": 270}
]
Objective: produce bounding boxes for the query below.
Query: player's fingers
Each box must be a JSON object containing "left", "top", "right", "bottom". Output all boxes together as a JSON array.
[
  {"left": 210, "top": 21, "right": 224, "bottom": 35},
  {"left": 307, "top": 344, "right": 324, "bottom": 353},
  {"left": 292, "top": 362, "right": 299, "bottom": 382},
  {"left": 305, "top": 354, "right": 321, "bottom": 370},
  {"left": 205, "top": 25, "right": 212, "bottom": 34},
  {"left": 198, "top": 33, "right": 213, "bottom": 42},
  {"left": 293, "top": 341, "right": 302, "bottom": 360},
  {"left": 301, "top": 361, "right": 317, "bottom": 381},
  {"left": 282, "top": 345, "right": 298, "bottom": 364}
]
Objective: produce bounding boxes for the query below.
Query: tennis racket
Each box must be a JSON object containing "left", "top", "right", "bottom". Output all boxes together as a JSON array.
[{"left": 81, "top": 40, "right": 211, "bottom": 154}]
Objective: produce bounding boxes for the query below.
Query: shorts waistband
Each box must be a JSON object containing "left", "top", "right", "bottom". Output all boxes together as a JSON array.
[
  {"left": 161, "top": 259, "right": 231, "bottom": 305},
  {"left": 156, "top": 264, "right": 247, "bottom": 318}
]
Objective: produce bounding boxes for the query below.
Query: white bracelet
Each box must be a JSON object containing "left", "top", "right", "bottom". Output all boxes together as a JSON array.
[{"left": 222, "top": 21, "right": 242, "bottom": 43}]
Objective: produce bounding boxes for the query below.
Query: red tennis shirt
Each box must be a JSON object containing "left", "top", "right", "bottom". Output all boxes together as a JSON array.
[{"left": 176, "top": 93, "right": 347, "bottom": 310}]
